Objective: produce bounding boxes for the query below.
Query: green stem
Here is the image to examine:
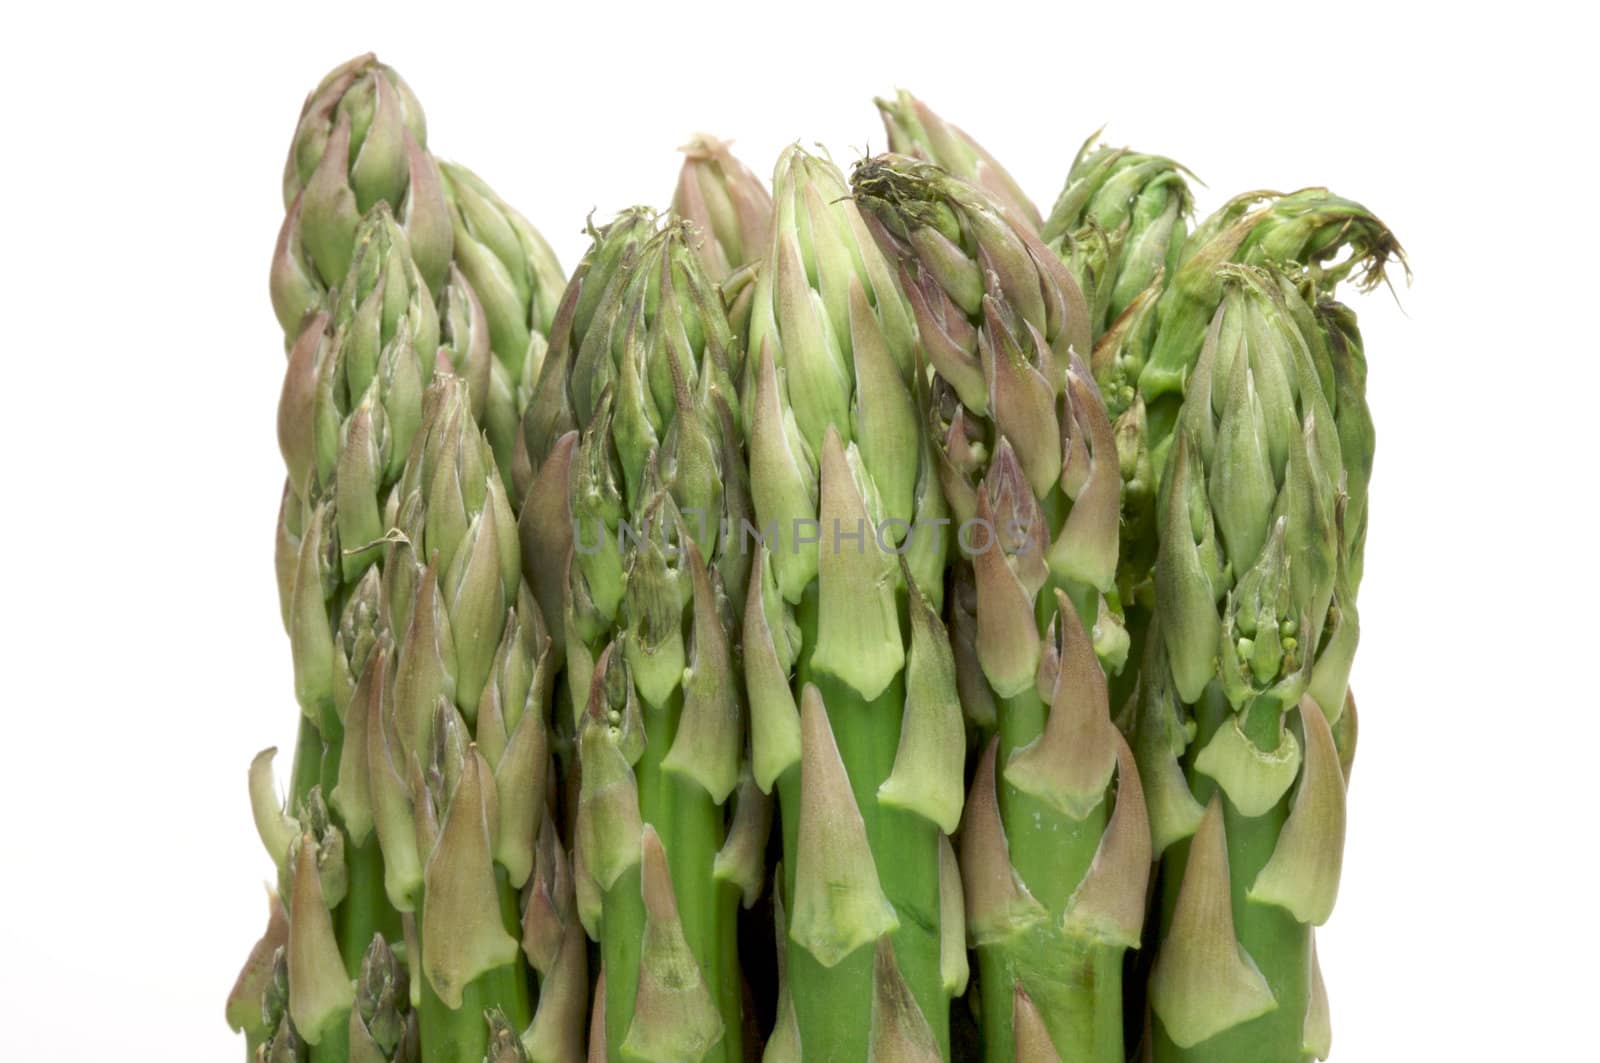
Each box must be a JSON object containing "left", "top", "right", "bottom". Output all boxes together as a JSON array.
[
  {"left": 287, "top": 714, "right": 324, "bottom": 813},
  {"left": 603, "top": 691, "right": 740, "bottom": 1062},
  {"left": 336, "top": 837, "right": 398, "bottom": 974},
  {"left": 1153, "top": 685, "right": 1308, "bottom": 1063},
  {"left": 600, "top": 865, "right": 645, "bottom": 1059},
  {"left": 308, "top": 1014, "right": 350, "bottom": 1063},
  {"left": 786, "top": 586, "right": 949, "bottom": 1059},
  {"left": 985, "top": 687, "right": 1121, "bottom": 1063}
]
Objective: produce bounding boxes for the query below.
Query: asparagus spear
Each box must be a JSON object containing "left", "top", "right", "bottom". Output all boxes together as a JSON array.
[
  {"left": 853, "top": 154, "right": 1150, "bottom": 1063},
  {"left": 245, "top": 54, "right": 572, "bottom": 1063},
  {"left": 673, "top": 135, "right": 773, "bottom": 342},
  {"left": 1036, "top": 138, "right": 1195, "bottom": 677},
  {"left": 558, "top": 214, "right": 750, "bottom": 1062},
  {"left": 744, "top": 145, "right": 964, "bottom": 1060},
  {"left": 1139, "top": 265, "right": 1363, "bottom": 1062},
  {"left": 373, "top": 375, "right": 556, "bottom": 1061}
]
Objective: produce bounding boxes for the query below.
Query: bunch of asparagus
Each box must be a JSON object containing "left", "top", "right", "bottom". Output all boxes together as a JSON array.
[{"left": 230, "top": 57, "right": 1402, "bottom": 1063}]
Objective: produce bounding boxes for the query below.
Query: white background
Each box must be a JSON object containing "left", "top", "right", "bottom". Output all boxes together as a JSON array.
[{"left": 1, "top": 1, "right": 1594, "bottom": 1058}]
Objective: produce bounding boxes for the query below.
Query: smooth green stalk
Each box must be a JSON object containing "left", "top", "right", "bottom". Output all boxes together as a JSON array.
[
  {"left": 599, "top": 864, "right": 646, "bottom": 1057},
  {"left": 337, "top": 839, "right": 397, "bottom": 975},
  {"left": 624, "top": 694, "right": 742, "bottom": 1056},
  {"left": 311, "top": 1015, "right": 350, "bottom": 1063},
  {"left": 420, "top": 958, "right": 530, "bottom": 1063}
]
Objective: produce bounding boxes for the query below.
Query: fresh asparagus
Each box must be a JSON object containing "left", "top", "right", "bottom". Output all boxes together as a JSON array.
[
  {"left": 438, "top": 162, "right": 566, "bottom": 497},
  {"left": 272, "top": 54, "right": 451, "bottom": 342},
  {"left": 242, "top": 54, "right": 574, "bottom": 1063},
  {"left": 673, "top": 134, "right": 773, "bottom": 282},
  {"left": 1139, "top": 265, "right": 1365, "bottom": 1062},
  {"left": 853, "top": 154, "right": 1150, "bottom": 1063},
  {"left": 234, "top": 64, "right": 1406, "bottom": 1063},
  {"left": 1133, "top": 189, "right": 1403, "bottom": 485},
  {"left": 554, "top": 213, "right": 751, "bottom": 1062},
  {"left": 742, "top": 144, "right": 965, "bottom": 1060},
  {"left": 1041, "top": 137, "right": 1193, "bottom": 343}
]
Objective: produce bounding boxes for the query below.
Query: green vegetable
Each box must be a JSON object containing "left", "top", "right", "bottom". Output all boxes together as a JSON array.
[
  {"left": 1135, "top": 189, "right": 1404, "bottom": 484},
  {"left": 240, "top": 54, "right": 573, "bottom": 1063},
  {"left": 439, "top": 162, "right": 567, "bottom": 500},
  {"left": 234, "top": 65, "right": 1406, "bottom": 1063},
  {"left": 1138, "top": 266, "right": 1363, "bottom": 1062},
  {"left": 673, "top": 134, "right": 773, "bottom": 281},
  {"left": 555, "top": 213, "right": 751, "bottom": 1063},
  {"left": 853, "top": 153, "right": 1148, "bottom": 1063},
  {"left": 745, "top": 144, "right": 963, "bottom": 1060}
]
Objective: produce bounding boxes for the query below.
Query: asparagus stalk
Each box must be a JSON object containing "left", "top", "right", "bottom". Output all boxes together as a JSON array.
[
  {"left": 673, "top": 135, "right": 773, "bottom": 343},
  {"left": 246, "top": 54, "right": 572, "bottom": 1062},
  {"left": 853, "top": 154, "right": 1150, "bottom": 1063},
  {"left": 258, "top": 201, "right": 442, "bottom": 1062},
  {"left": 1138, "top": 266, "right": 1365, "bottom": 1061},
  {"left": 372, "top": 374, "right": 558, "bottom": 1060},
  {"left": 742, "top": 145, "right": 963, "bottom": 1060},
  {"left": 558, "top": 214, "right": 750, "bottom": 1062},
  {"left": 1038, "top": 139, "right": 1195, "bottom": 709}
]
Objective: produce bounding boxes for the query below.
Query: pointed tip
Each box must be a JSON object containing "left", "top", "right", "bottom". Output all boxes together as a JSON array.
[
  {"left": 936, "top": 835, "right": 969, "bottom": 997},
  {"left": 226, "top": 891, "right": 290, "bottom": 1035},
  {"left": 970, "top": 491, "right": 1042, "bottom": 699},
  {"left": 744, "top": 550, "right": 803, "bottom": 793},
  {"left": 421, "top": 749, "right": 520, "bottom": 1008},
  {"left": 877, "top": 576, "right": 966, "bottom": 833},
  {"left": 622, "top": 826, "right": 726, "bottom": 1061},
  {"left": 1304, "top": 935, "right": 1333, "bottom": 1059},
  {"left": 287, "top": 833, "right": 354, "bottom": 1044},
  {"left": 1004, "top": 591, "right": 1118, "bottom": 820}
]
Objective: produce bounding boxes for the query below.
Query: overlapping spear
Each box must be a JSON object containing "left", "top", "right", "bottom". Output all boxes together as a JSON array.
[{"left": 231, "top": 61, "right": 1401, "bottom": 1063}]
